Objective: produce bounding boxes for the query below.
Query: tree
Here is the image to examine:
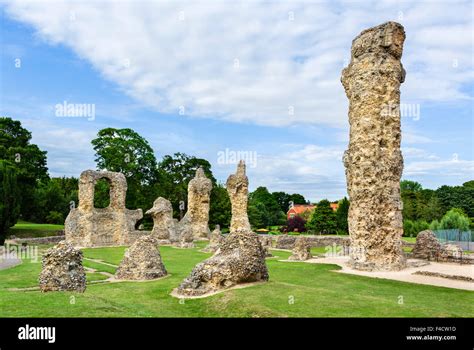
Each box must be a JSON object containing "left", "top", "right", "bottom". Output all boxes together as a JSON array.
[
  {"left": 307, "top": 199, "right": 337, "bottom": 234},
  {"left": 0, "top": 160, "right": 20, "bottom": 244},
  {"left": 248, "top": 202, "right": 268, "bottom": 229},
  {"left": 272, "top": 191, "right": 306, "bottom": 213},
  {"left": 400, "top": 180, "right": 422, "bottom": 192},
  {"left": 436, "top": 184, "right": 474, "bottom": 218},
  {"left": 336, "top": 197, "right": 349, "bottom": 234},
  {"left": 92, "top": 128, "right": 158, "bottom": 211},
  {"left": 209, "top": 183, "right": 231, "bottom": 229},
  {"left": 157, "top": 152, "right": 215, "bottom": 217},
  {"left": 289, "top": 193, "right": 306, "bottom": 204},
  {"left": 432, "top": 208, "right": 470, "bottom": 232},
  {"left": 0, "top": 117, "right": 48, "bottom": 221},
  {"left": 249, "top": 187, "right": 286, "bottom": 227}
]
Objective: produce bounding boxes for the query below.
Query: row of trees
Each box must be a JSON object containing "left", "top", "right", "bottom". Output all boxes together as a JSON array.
[{"left": 401, "top": 180, "right": 474, "bottom": 236}]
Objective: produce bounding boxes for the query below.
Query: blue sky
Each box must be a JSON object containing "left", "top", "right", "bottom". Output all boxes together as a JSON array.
[{"left": 0, "top": 0, "right": 473, "bottom": 201}]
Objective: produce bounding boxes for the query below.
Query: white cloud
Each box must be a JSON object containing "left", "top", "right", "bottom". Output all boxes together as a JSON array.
[
  {"left": 4, "top": 0, "right": 472, "bottom": 127},
  {"left": 404, "top": 156, "right": 474, "bottom": 177}
]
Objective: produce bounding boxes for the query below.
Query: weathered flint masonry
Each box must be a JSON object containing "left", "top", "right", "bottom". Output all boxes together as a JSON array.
[{"left": 342, "top": 22, "right": 406, "bottom": 271}]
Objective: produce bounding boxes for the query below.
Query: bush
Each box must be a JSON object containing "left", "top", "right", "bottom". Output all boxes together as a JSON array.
[
  {"left": 403, "top": 219, "right": 429, "bottom": 237},
  {"left": 286, "top": 216, "right": 307, "bottom": 233},
  {"left": 45, "top": 211, "right": 64, "bottom": 224}
]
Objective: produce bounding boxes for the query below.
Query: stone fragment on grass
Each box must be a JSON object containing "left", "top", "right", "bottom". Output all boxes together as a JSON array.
[
  {"left": 288, "top": 237, "right": 312, "bottom": 261},
  {"left": 39, "top": 241, "right": 86, "bottom": 292},
  {"left": 115, "top": 235, "right": 167, "bottom": 280}
]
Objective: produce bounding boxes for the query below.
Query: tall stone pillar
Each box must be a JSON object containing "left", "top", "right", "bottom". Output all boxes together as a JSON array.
[
  {"left": 341, "top": 22, "right": 406, "bottom": 271},
  {"left": 226, "top": 160, "right": 251, "bottom": 233}
]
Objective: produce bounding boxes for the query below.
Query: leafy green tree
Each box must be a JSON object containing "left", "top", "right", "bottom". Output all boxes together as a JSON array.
[
  {"left": 436, "top": 184, "right": 474, "bottom": 218},
  {"left": 400, "top": 180, "right": 422, "bottom": 192},
  {"left": 433, "top": 208, "right": 470, "bottom": 232},
  {"left": 336, "top": 197, "right": 349, "bottom": 234},
  {"left": 30, "top": 177, "right": 78, "bottom": 223},
  {"left": 272, "top": 191, "right": 290, "bottom": 213},
  {"left": 289, "top": 193, "right": 307, "bottom": 205},
  {"left": 249, "top": 187, "right": 286, "bottom": 227},
  {"left": 0, "top": 117, "right": 48, "bottom": 221},
  {"left": 157, "top": 152, "right": 215, "bottom": 217},
  {"left": 209, "top": 183, "right": 231, "bottom": 229},
  {"left": 307, "top": 199, "right": 337, "bottom": 234},
  {"left": 272, "top": 191, "right": 306, "bottom": 213},
  {"left": 92, "top": 128, "right": 158, "bottom": 211},
  {"left": 248, "top": 201, "right": 269, "bottom": 229},
  {"left": 403, "top": 219, "right": 429, "bottom": 237},
  {"left": 0, "top": 160, "right": 20, "bottom": 244}
]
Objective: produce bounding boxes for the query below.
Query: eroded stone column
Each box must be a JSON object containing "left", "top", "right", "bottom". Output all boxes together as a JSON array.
[
  {"left": 226, "top": 160, "right": 251, "bottom": 233},
  {"left": 341, "top": 22, "right": 406, "bottom": 271},
  {"left": 179, "top": 167, "right": 212, "bottom": 239}
]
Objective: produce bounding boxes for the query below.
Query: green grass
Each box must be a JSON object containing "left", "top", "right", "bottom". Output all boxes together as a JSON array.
[
  {"left": 8, "top": 221, "right": 64, "bottom": 238},
  {"left": 0, "top": 242, "right": 472, "bottom": 317}
]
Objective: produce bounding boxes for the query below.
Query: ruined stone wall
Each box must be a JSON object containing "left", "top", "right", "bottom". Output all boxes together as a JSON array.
[
  {"left": 65, "top": 170, "right": 145, "bottom": 247},
  {"left": 341, "top": 22, "right": 406, "bottom": 271}
]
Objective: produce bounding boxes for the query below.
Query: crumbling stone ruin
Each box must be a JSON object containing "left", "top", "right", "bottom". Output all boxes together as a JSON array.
[
  {"left": 39, "top": 241, "right": 86, "bottom": 292},
  {"left": 65, "top": 170, "right": 144, "bottom": 247},
  {"left": 176, "top": 230, "right": 268, "bottom": 297},
  {"left": 146, "top": 197, "right": 179, "bottom": 242},
  {"left": 259, "top": 235, "right": 273, "bottom": 257},
  {"left": 175, "top": 162, "right": 268, "bottom": 297},
  {"left": 177, "top": 168, "right": 212, "bottom": 240},
  {"left": 411, "top": 230, "right": 464, "bottom": 262},
  {"left": 412, "top": 230, "right": 444, "bottom": 260},
  {"left": 341, "top": 22, "right": 407, "bottom": 271},
  {"left": 115, "top": 235, "right": 167, "bottom": 280},
  {"left": 226, "top": 160, "right": 252, "bottom": 233},
  {"left": 174, "top": 227, "right": 195, "bottom": 249},
  {"left": 202, "top": 225, "right": 224, "bottom": 253},
  {"left": 288, "top": 237, "right": 312, "bottom": 261}
]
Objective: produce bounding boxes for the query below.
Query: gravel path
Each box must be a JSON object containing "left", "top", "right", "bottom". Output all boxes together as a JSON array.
[
  {"left": 302, "top": 256, "right": 474, "bottom": 291},
  {"left": 0, "top": 250, "right": 22, "bottom": 270}
]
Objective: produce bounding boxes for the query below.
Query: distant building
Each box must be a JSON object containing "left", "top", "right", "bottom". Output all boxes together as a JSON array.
[{"left": 287, "top": 203, "right": 338, "bottom": 220}]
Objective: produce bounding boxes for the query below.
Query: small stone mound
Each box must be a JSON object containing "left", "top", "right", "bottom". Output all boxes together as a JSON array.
[
  {"left": 202, "top": 225, "right": 224, "bottom": 253},
  {"left": 176, "top": 230, "right": 268, "bottom": 297},
  {"left": 288, "top": 237, "right": 312, "bottom": 261},
  {"left": 39, "top": 241, "right": 86, "bottom": 292},
  {"left": 115, "top": 235, "right": 167, "bottom": 280},
  {"left": 412, "top": 230, "right": 445, "bottom": 260}
]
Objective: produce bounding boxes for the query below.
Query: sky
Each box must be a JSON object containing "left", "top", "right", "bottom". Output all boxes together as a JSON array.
[{"left": 0, "top": 0, "right": 473, "bottom": 202}]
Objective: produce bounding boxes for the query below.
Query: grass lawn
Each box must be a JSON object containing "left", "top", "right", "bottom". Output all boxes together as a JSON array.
[
  {"left": 0, "top": 241, "right": 472, "bottom": 317},
  {"left": 8, "top": 220, "right": 64, "bottom": 238}
]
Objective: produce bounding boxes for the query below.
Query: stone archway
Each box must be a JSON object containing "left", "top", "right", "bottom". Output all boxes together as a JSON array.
[{"left": 65, "top": 170, "right": 145, "bottom": 247}]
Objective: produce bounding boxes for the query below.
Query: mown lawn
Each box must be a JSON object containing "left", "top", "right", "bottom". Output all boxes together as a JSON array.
[
  {"left": 0, "top": 241, "right": 472, "bottom": 317},
  {"left": 8, "top": 220, "right": 64, "bottom": 238}
]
